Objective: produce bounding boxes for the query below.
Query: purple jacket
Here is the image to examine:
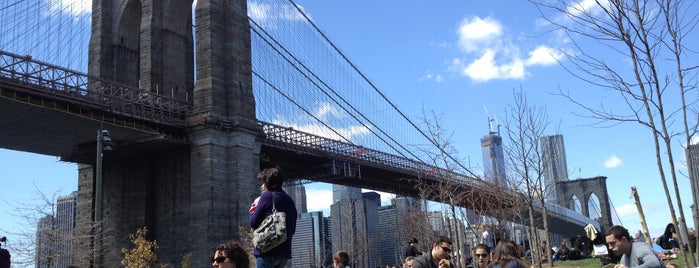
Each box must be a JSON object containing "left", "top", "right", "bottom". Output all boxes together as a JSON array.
[{"left": 250, "top": 188, "right": 298, "bottom": 258}]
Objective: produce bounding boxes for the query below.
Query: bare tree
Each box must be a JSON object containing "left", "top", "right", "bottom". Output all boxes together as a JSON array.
[
  {"left": 413, "top": 108, "right": 526, "bottom": 267},
  {"left": 1, "top": 189, "right": 93, "bottom": 268},
  {"left": 531, "top": 0, "right": 699, "bottom": 266},
  {"left": 503, "top": 89, "right": 554, "bottom": 268},
  {"left": 412, "top": 109, "right": 482, "bottom": 268}
]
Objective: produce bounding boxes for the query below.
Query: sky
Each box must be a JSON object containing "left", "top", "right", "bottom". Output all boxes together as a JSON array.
[{"left": 2, "top": 0, "right": 699, "bottom": 259}]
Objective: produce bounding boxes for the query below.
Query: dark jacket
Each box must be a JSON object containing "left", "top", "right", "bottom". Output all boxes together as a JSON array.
[
  {"left": 412, "top": 250, "right": 445, "bottom": 268},
  {"left": 413, "top": 251, "right": 439, "bottom": 268},
  {"left": 0, "top": 248, "right": 9, "bottom": 268},
  {"left": 405, "top": 244, "right": 422, "bottom": 257},
  {"left": 250, "top": 188, "right": 298, "bottom": 258}
]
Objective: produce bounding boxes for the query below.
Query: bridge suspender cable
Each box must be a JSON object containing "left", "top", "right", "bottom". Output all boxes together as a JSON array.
[
  {"left": 286, "top": 0, "right": 479, "bottom": 178},
  {"left": 248, "top": 18, "right": 415, "bottom": 161}
]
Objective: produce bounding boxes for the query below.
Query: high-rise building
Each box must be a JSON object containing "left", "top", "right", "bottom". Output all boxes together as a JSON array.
[
  {"left": 540, "top": 134, "right": 569, "bottom": 201},
  {"left": 36, "top": 191, "right": 77, "bottom": 268},
  {"left": 481, "top": 118, "right": 506, "bottom": 186},
  {"left": 426, "top": 211, "right": 445, "bottom": 237},
  {"left": 330, "top": 189, "right": 380, "bottom": 268},
  {"left": 284, "top": 184, "right": 308, "bottom": 214},
  {"left": 377, "top": 204, "right": 399, "bottom": 266},
  {"left": 290, "top": 211, "right": 331, "bottom": 268},
  {"left": 332, "top": 184, "right": 362, "bottom": 204}
]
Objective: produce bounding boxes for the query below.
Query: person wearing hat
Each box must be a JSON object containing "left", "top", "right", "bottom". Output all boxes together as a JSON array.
[{"left": 405, "top": 238, "right": 422, "bottom": 258}]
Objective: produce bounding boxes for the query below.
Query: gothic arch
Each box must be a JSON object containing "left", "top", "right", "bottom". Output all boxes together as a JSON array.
[
  {"left": 90, "top": 0, "right": 193, "bottom": 99},
  {"left": 555, "top": 176, "right": 613, "bottom": 229}
]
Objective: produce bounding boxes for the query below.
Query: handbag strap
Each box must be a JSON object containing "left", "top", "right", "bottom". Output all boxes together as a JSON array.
[{"left": 270, "top": 191, "right": 277, "bottom": 213}]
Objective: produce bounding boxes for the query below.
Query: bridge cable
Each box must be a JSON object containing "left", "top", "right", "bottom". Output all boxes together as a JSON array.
[
  {"left": 252, "top": 69, "right": 353, "bottom": 144},
  {"left": 286, "top": 0, "right": 479, "bottom": 178},
  {"left": 608, "top": 196, "right": 623, "bottom": 226},
  {"left": 0, "top": 0, "right": 27, "bottom": 12},
  {"left": 249, "top": 17, "right": 416, "bottom": 160}
]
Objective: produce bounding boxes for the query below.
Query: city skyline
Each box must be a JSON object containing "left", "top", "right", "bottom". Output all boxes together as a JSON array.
[
  {"left": 3, "top": 1, "right": 699, "bottom": 265},
  {"left": 35, "top": 191, "right": 76, "bottom": 268}
]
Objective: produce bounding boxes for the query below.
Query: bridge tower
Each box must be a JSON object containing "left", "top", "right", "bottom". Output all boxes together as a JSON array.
[
  {"left": 79, "top": 0, "right": 260, "bottom": 266},
  {"left": 555, "top": 176, "right": 614, "bottom": 230}
]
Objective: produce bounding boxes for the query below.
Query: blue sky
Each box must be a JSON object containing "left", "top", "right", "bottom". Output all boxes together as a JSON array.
[{"left": 2, "top": 0, "right": 698, "bottom": 256}]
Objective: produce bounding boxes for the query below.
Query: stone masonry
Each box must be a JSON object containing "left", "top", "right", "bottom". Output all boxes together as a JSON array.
[
  {"left": 78, "top": 0, "right": 261, "bottom": 266},
  {"left": 555, "top": 176, "right": 614, "bottom": 230}
]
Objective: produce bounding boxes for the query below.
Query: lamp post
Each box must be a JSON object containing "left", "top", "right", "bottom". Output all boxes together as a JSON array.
[{"left": 94, "top": 129, "right": 111, "bottom": 267}]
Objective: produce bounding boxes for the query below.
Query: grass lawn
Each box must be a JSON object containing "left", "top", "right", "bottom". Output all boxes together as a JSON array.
[{"left": 552, "top": 255, "right": 692, "bottom": 268}]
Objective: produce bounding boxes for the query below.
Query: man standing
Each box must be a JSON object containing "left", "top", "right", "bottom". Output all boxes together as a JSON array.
[
  {"left": 405, "top": 238, "right": 422, "bottom": 258},
  {"left": 480, "top": 225, "right": 494, "bottom": 250},
  {"left": 412, "top": 236, "right": 452, "bottom": 268},
  {"left": 604, "top": 225, "right": 665, "bottom": 268}
]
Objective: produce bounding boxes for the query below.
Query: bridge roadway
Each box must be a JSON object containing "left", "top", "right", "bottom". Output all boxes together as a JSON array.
[{"left": 0, "top": 49, "right": 599, "bottom": 237}]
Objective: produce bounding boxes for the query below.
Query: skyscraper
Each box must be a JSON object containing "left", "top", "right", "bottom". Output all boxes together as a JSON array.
[
  {"left": 290, "top": 211, "right": 331, "bottom": 268},
  {"left": 332, "top": 184, "right": 362, "bottom": 203},
  {"left": 284, "top": 183, "right": 308, "bottom": 214},
  {"left": 481, "top": 118, "right": 507, "bottom": 186},
  {"left": 36, "top": 191, "right": 77, "bottom": 268},
  {"left": 330, "top": 189, "right": 380, "bottom": 268},
  {"left": 540, "top": 134, "right": 569, "bottom": 202}
]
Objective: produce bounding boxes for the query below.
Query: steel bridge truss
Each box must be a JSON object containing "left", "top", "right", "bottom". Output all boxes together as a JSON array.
[
  {"left": 259, "top": 121, "right": 489, "bottom": 188},
  {"left": 0, "top": 50, "right": 191, "bottom": 127}
]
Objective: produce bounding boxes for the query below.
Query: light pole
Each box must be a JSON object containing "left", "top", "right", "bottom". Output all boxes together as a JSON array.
[{"left": 94, "top": 129, "right": 111, "bottom": 267}]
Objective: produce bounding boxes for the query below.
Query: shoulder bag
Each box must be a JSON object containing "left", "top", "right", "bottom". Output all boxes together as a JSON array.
[{"left": 252, "top": 193, "right": 287, "bottom": 253}]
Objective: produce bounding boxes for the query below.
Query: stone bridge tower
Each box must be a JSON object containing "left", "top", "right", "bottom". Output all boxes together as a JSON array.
[
  {"left": 80, "top": 0, "right": 260, "bottom": 266},
  {"left": 555, "top": 176, "right": 614, "bottom": 231}
]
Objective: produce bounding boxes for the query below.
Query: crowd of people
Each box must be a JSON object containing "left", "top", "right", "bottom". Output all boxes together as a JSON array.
[
  {"left": 2, "top": 165, "right": 693, "bottom": 268},
  {"left": 243, "top": 166, "right": 688, "bottom": 268}
]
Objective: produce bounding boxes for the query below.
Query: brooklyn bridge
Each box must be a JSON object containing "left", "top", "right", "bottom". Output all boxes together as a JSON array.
[{"left": 0, "top": 0, "right": 608, "bottom": 266}]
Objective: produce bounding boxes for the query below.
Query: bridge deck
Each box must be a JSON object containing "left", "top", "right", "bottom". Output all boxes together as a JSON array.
[{"left": 0, "top": 49, "right": 597, "bottom": 237}]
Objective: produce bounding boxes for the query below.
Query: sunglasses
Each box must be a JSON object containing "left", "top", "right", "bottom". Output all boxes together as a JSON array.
[
  {"left": 441, "top": 246, "right": 452, "bottom": 253},
  {"left": 213, "top": 256, "right": 227, "bottom": 263},
  {"left": 475, "top": 254, "right": 488, "bottom": 258}
]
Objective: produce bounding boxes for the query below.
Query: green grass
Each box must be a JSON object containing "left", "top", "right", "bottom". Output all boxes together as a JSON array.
[
  {"left": 553, "top": 258, "right": 605, "bottom": 267},
  {"left": 551, "top": 255, "right": 694, "bottom": 268}
]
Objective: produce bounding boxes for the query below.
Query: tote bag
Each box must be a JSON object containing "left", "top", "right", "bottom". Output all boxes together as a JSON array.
[{"left": 252, "top": 194, "right": 287, "bottom": 253}]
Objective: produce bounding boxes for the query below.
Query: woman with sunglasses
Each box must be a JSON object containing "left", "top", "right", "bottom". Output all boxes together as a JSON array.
[
  {"left": 467, "top": 243, "right": 490, "bottom": 268},
  {"left": 212, "top": 241, "right": 250, "bottom": 268}
]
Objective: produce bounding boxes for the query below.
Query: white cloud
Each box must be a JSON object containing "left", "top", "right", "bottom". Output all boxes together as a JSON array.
[
  {"left": 419, "top": 73, "right": 444, "bottom": 83},
  {"left": 316, "top": 102, "right": 344, "bottom": 121},
  {"left": 450, "top": 16, "right": 565, "bottom": 82},
  {"left": 614, "top": 203, "right": 637, "bottom": 219},
  {"left": 457, "top": 16, "right": 502, "bottom": 53},
  {"left": 604, "top": 156, "right": 622, "bottom": 168},
  {"left": 463, "top": 50, "right": 499, "bottom": 81},
  {"left": 249, "top": 1, "right": 309, "bottom": 27},
  {"left": 270, "top": 102, "right": 370, "bottom": 141},
  {"left": 273, "top": 121, "right": 370, "bottom": 141},
  {"left": 305, "top": 188, "right": 332, "bottom": 213},
  {"left": 48, "top": 0, "right": 91, "bottom": 18},
  {"left": 461, "top": 50, "right": 526, "bottom": 82},
  {"left": 566, "top": 0, "right": 600, "bottom": 17},
  {"left": 525, "top": 45, "right": 564, "bottom": 66}
]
